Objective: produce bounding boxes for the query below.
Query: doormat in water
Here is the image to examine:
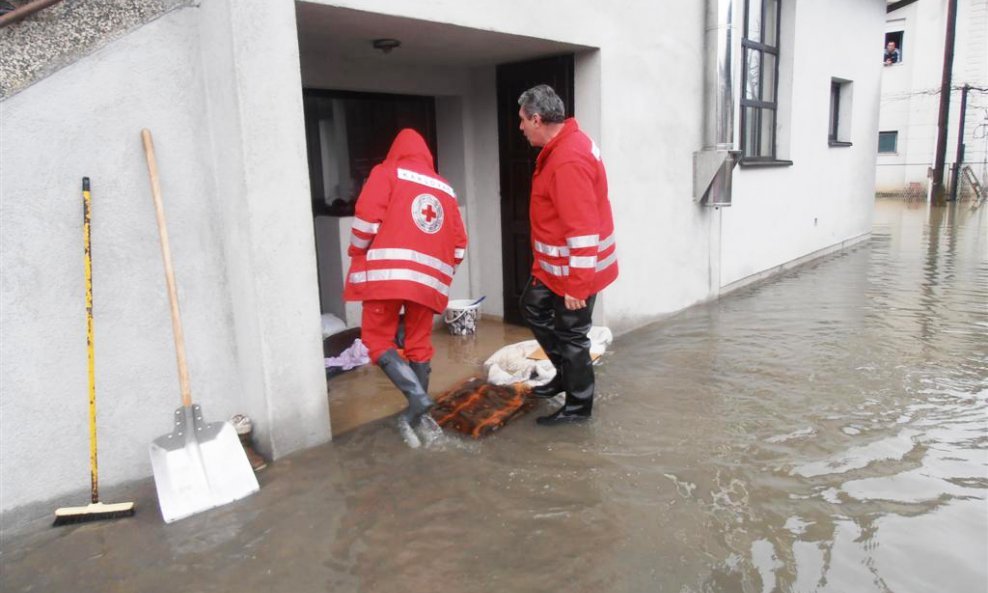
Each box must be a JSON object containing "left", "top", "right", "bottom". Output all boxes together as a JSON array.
[{"left": 431, "top": 378, "right": 534, "bottom": 438}]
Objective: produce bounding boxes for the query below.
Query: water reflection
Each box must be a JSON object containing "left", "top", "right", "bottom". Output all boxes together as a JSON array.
[{"left": 600, "top": 200, "right": 986, "bottom": 592}]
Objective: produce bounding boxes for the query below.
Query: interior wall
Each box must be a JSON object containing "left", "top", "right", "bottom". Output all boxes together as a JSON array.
[{"left": 463, "top": 66, "right": 502, "bottom": 318}]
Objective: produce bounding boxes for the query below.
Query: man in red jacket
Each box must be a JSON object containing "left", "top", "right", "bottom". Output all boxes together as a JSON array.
[
  {"left": 344, "top": 129, "right": 468, "bottom": 438},
  {"left": 516, "top": 84, "right": 618, "bottom": 425}
]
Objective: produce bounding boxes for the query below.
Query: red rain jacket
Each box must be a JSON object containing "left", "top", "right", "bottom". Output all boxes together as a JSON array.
[
  {"left": 343, "top": 129, "right": 468, "bottom": 313},
  {"left": 530, "top": 118, "right": 618, "bottom": 300}
]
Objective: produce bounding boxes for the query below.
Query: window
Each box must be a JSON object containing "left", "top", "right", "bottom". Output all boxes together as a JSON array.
[
  {"left": 302, "top": 90, "right": 437, "bottom": 216},
  {"left": 741, "top": 0, "right": 782, "bottom": 161},
  {"left": 828, "top": 78, "right": 853, "bottom": 146},
  {"left": 878, "top": 131, "right": 898, "bottom": 153},
  {"left": 884, "top": 31, "right": 903, "bottom": 65}
]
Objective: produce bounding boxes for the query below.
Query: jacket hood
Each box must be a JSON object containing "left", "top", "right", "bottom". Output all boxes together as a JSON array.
[{"left": 386, "top": 128, "right": 434, "bottom": 170}]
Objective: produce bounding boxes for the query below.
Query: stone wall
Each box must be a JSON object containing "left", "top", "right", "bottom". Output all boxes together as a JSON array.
[{"left": 0, "top": 0, "right": 195, "bottom": 99}]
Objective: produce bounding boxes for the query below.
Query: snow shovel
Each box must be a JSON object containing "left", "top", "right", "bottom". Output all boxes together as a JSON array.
[{"left": 141, "top": 129, "right": 258, "bottom": 523}]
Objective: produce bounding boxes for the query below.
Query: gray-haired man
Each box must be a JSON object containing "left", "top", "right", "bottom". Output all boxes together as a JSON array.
[{"left": 516, "top": 84, "right": 619, "bottom": 425}]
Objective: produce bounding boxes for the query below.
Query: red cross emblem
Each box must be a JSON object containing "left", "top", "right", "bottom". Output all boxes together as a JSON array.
[{"left": 411, "top": 193, "right": 443, "bottom": 234}]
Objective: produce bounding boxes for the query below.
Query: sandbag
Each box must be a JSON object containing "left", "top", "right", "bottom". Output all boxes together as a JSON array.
[{"left": 483, "top": 326, "right": 614, "bottom": 386}]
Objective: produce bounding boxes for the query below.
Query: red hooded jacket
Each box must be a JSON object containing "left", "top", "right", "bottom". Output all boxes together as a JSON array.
[
  {"left": 343, "top": 129, "right": 468, "bottom": 314},
  {"left": 530, "top": 118, "right": 618, "bottom": 300}
]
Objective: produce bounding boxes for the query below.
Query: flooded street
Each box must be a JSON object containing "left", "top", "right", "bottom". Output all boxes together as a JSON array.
[{"left": 2, "top": 198, "right": 986, "bottom": 593}]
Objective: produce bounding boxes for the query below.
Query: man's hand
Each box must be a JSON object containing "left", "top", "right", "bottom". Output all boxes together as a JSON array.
[{"left": 564, "top": 294, "right": 587, "bottom": 310}]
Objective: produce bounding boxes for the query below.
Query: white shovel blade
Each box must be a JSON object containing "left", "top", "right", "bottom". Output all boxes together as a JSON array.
[{"left": 149, "top": 406, "right": 259, "bottom": 523}]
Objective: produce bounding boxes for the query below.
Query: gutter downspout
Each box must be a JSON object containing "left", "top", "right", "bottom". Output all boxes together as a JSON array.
[{"left": 694, "top": 0, "right": 741, "bottom": 207}]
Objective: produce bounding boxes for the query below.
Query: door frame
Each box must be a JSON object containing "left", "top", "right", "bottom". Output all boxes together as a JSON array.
[{"left": 495, "top": 55, "right": 575, "bottom": 325}]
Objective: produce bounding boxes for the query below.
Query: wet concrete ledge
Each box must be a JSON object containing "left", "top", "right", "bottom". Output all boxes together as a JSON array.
[
  {"left": 0, "top": 0, "right": 196, "bottom": 100},
  {"left": 719, "top": 232, "right": 872, "bottom": 296}
]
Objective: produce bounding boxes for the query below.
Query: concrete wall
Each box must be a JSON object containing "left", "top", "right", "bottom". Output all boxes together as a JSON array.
[
  {"left": 721, "top": 0, "right": 884, "bottom": 288},
  {"left": 0, "top": 0, "right": 330, "bottom": 513},
  {"left": 877, "top": 0, "right": 988, "bottom": 193}
]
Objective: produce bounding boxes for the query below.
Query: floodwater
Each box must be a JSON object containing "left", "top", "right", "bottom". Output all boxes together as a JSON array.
[{"left": 2, "top": 199, "right": 986, "bottom": 593}]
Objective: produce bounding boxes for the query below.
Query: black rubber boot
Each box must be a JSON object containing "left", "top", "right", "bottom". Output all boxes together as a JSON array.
[
  {"left": 536, "top": 404, "right": 592, "bottom": 426},
  {"left": 378, "top": 350, "right": 434, "bottom": 423},
  {"left": 531, "top": 371, "right": 564, "bottom": 399},
  {"left": 409, "top": 361, "right": 431, "bottom": 394}
]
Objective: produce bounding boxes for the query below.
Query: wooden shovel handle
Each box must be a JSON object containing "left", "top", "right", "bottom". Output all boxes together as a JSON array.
[{"left": 141, "top": 129, "right": 192, "bottom": 408}]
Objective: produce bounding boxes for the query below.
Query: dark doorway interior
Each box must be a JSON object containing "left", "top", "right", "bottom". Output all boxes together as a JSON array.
[
  {"left": 496, "top": 55, "right": 574, "bottom": 325},
  {"left": 302, "top": 89, "right": 438, "bottom": 216},
  {"left": 303, "top": 89, "right": 438, "bottom": 319}
]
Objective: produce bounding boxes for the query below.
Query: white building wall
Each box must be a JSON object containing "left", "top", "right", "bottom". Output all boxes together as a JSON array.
[
  {"left": 877, "top": 0, "right": 988, "bottom": 194},
  {"left": 721, "top": 0, "right": 884, "bottom": 288},
  {"left": 1, "top": 7, "right": 234, "bottom": 512},
  {"left": 0, "top": 1, "right": 330, "bottom": 513}
]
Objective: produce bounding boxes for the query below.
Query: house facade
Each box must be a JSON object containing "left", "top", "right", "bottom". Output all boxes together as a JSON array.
[
  {"left": 0, "top": 0, "right": 885, "bottom": 513},
  {"left": 876, "top": 0, "right": 988, "bottom": 195}
]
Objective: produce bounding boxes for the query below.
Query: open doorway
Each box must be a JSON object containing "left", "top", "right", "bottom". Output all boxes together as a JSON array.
[
  {"left": 295, "top": 3, "right": 591, "bottom": 327},
  {"left": 496, "top": 55, "right": 575, "bottom": 324},
  {"left": 303, "top": 89, "right": 439, "bottom": 324},
  {"left": 293, "top": 2, "right": 597, "bottom": 433}
]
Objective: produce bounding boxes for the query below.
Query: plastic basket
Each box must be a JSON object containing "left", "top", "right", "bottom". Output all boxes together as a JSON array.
[{"left": 443, "top": 298, "right": 483, "bottom": 335}]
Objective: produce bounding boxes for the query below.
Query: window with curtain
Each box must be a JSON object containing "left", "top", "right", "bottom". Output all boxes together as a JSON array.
[{"left": 741, "top": 0, "right": 781, "bottom": 160}]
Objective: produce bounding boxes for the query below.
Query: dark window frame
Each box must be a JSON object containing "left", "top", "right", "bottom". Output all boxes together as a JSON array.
[
  {"left": 740, "top": 0, "right": 783, "bottom": 162},
  {"left": 884, "top": 30, "right": 904, "bottom": 64},
  {"left": 878, "top": 130, "right": 898, "bottom": 154},
  {"left": 828, "top": 81, "right": 841, "bottom": 142},
  {"left": 302, "top": 88, "right": 438, "bottom": 216},
  {"left": 828, "top": 79, "right": 853, "bottom": 147}
]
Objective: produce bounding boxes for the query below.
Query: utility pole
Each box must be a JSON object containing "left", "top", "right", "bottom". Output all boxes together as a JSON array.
[
  {"left": 949, "top": 84, "right": 970, "bottom": 202},
  {"left": 931, "top": 0, "right": 958, "bottom": 205}
]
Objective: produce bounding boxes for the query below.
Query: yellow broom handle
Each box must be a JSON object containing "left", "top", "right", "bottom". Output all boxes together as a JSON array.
[
  {"left": 140, "top": 130, "right": 193, "bottom": 408},
  {"left": 83, "top": 178, "right": 100, "bottom": 504}
]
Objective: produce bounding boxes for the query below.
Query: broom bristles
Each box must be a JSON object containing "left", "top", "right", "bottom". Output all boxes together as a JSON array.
[{"left": 52, "top": 501, "right": 135, "bottom": 526}]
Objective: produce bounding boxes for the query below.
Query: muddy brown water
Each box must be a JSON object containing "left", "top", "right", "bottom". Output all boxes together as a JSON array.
[{"left": 2, "top": 199, "right": 986, "bottom": 593}]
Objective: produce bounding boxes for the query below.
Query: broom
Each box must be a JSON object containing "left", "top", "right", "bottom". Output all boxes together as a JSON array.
[{"left": 53, "top": 178, "right": 135, "bottom": 526}]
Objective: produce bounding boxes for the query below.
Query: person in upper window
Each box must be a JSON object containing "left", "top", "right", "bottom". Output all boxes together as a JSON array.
[{"left": 884, "top": 41, "right": 901, "bottom": 66}]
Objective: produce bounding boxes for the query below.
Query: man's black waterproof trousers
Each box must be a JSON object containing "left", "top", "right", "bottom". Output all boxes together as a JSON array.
[{"left": 519, "top": 277, "right": 596, "bottom": 415}]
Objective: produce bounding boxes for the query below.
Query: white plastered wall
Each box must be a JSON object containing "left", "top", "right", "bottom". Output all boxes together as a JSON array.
[
  {"left": 720, "top": 0, "right": 884, "bottom": 289},
  {"left": 0, "top": 0, "right": 330, "bottom": 513}
]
